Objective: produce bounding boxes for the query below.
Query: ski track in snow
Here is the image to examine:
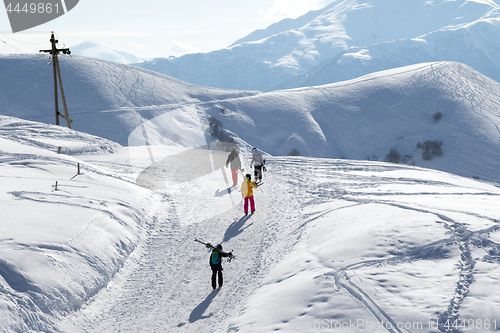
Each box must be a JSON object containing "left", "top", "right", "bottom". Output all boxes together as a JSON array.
[
  {"left": 282, "top": 158, "right": 500, "bottom": 333},
  {"left": 58, "top": 155, "right": 500, "bottom": 333}
]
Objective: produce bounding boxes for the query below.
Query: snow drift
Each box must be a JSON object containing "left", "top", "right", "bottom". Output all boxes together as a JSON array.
[{"left": 0, "top": 115, "right": 153, "bottom": 332}]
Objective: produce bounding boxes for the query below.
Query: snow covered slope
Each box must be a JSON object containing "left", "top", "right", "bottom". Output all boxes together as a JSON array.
[
  {"left": 0, "top": 54, "right": 259, "bottom": 146},
  {"left": 1, "top": 55, "right": 500, "bottom": 183},
  {"left": 136, "top": 0, "right": 500, "bottom": 91},
  {"left": 134, "top": 61, "right": 500, "bottom": 184}
]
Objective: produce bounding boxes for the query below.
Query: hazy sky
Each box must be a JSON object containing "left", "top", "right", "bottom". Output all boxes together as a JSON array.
[{"left": 0, "top": 0, "right": 332, "bottom": 58}]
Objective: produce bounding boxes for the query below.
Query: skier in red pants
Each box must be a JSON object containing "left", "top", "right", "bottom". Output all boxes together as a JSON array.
[
  {"left": 241, "top": 173, "right": 258, "bottom": 215},
  {"left": 226, "top": 147, "right": 243, "bottom": 186}
]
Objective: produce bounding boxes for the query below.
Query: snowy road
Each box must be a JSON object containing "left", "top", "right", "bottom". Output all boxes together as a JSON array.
[{"left": 61, "top": 155, "right": 308, "bottom": 332}]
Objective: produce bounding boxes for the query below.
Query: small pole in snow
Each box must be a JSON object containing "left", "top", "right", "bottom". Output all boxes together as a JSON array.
[
  {"left": 77, "top": 163, "right": 80, "bottom": 175},
  {"left": 55, "top": 181, "right": 58, "bottom": 191},
  {"left": 57, "top": 146, "right": 61, "bottom": 154}
]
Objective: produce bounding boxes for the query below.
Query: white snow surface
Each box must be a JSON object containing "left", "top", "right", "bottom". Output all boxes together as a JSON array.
[{"left": 1, "top": 115, "right": 500, "bottom": 332}]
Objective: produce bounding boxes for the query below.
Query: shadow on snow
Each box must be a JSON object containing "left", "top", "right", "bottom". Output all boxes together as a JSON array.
[
  {"left": 183, "top": 288, "right": 221, "bottom": 325},
  {"left": 223, "top": 215, "right": 253, "bottom": 243}
]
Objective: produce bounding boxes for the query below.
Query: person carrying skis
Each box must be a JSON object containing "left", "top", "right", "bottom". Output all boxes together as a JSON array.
[
  {"left": 250, "top": 147, "right": 265, "bottom": 182},
  {"left": 205, "top": 243, "right": 233, "bottom": 290},
  {"left": 241, "top": 173, "right": 258, "bottom": 215},
  {"left": 226, "top": 147, "right": 243, "bottom": 186}
]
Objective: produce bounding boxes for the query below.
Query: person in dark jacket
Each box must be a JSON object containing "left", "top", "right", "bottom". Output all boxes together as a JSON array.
[
  {"left": 206, "top": 243, "right": 234, "bottom": 290},
  {"left": 250, "top": 148, "right": 265, "bottom": 182},
  {"left": 226, "top": 147, "right": 243, "bottom": 186}
]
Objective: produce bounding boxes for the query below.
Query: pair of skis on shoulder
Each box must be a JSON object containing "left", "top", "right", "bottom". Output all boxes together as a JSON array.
[{"left": 194, "top": 239, "right": 235, "bottom": 262}]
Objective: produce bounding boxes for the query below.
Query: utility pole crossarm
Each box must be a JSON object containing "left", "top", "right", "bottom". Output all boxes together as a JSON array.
[{"left": 39, "top": 48, "right": 71, "bottom": 55}]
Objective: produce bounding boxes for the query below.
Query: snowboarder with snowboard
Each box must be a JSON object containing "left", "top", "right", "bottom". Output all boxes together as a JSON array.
[
  {"left": 206, "top": 243, "right": 233, "bottom": 290},
  {"left": 241, "top": 173, "right": 258, "bottom": 215},
  {"left": 226, "top": 147, "right": 243, "bottom": 186},
  {"left": 250, "top": 147, "right": 265, "bottom": 182}
]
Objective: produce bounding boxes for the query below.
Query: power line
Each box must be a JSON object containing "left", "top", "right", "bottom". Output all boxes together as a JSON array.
[
  {"left": 0, "top": 37, "right": 30, "bottom": 54},
  {"left": 0, "top": 32, "right": 53, "bottom": 54},
  {"left": 0, "top": 32, "right": 47, "bottom": 45}
]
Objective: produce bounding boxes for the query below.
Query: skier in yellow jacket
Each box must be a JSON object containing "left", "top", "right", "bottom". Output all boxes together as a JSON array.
[{"left": 241, "top": 173, "right": 258, "bottom": 215}]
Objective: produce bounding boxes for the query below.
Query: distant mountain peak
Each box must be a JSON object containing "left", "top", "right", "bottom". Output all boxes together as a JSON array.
[
  {"left": 71, "top": 41, "right": 143, "bottom": 65},
  {"left": 136, "top": 0, "right": 500, "bottom": 92}
]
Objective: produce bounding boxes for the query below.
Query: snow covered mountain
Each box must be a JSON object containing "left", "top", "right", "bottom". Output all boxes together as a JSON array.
[
  {"left": 1, "top": 55, "right": 500, "bottom": 183},
  {"left": 135, "top": 0, "right": 500, "bottom": 91},
  {"left": 1, "top": 115, "right": 500, "bottom": 332},
  {"left": 70, "top": 42, "right": 144, "bottom": 65}
]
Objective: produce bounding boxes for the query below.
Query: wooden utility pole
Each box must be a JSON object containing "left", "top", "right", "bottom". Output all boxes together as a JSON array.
[{"left": 40, "top": 33, "right": 73, "bottom": 129}]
